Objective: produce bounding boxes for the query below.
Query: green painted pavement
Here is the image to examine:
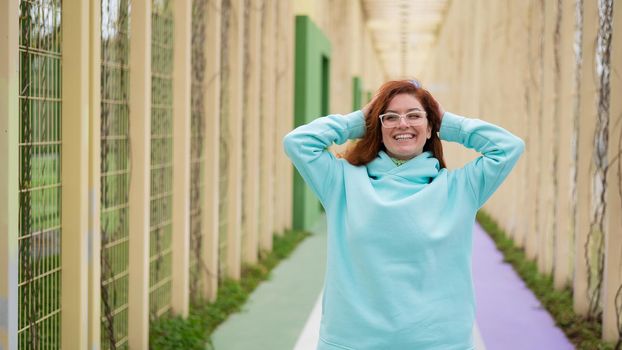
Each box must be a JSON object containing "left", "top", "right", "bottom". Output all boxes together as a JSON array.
[{"left": 211, "top": 217, "right": 327, "bottom": 350}]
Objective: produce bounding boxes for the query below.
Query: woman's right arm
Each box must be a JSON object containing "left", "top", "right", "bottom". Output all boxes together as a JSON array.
[{"left": 282, "top": 111, "right": 365, "bottom": 205}]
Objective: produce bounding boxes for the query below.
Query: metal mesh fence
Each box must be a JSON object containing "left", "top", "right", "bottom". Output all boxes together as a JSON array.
[
  {"left": 100, "top": 0, "right": 131, "bottom": 348},
  {"left": 18, "top": 0, "right": 62, "bottom": 349},
  {"left": 189, "top": 0, "right": 208, "bottom": 303},
  {"left": 149, "top": 0, "right": 174, "bottom": 319}
]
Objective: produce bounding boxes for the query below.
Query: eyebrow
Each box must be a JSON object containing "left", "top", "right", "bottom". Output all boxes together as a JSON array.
[{"left": 385, "top": 108, "right": 425, "bottom": 113}]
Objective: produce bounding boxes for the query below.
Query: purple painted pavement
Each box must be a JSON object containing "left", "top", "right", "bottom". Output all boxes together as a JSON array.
[{"left": 472, "top": 223, "right": 575, "bottom": 350}]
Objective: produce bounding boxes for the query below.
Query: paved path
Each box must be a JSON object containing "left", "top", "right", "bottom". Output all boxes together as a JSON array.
[
  {"left": 212, "top": 217, "right": 575, "bottom": 350},
  {"left": 472, "top": 223, "right": 574, "bottom": 350}
]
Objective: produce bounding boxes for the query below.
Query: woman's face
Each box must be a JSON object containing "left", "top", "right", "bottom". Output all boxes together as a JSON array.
[{"left": 380, "top": 93, "right": 431, "bottom": 160}]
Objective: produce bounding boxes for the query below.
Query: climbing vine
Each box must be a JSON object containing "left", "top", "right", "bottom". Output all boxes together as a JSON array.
[{"left": 585, "top": 0, "right": 613, "bottom": 321}]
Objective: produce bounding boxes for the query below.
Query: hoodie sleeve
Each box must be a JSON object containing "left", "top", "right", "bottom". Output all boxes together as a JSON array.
[
  {"left": 439, "top": 112, "right": 525, "bottom": 208},
  {"left": 283, "top": 111, "right": 366, "bottom": 205}
]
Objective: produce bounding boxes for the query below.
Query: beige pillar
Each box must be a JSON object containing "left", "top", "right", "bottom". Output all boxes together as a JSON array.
[
  {"left": 537, "top": 0, "right": 555, "bottom": 277},
  {"left": 524, "top": 0, "right": 540, "bottom": 261},
  {"left": 274, "top": 0, "right": 287, "bottom": 236},
  {"left": 203, "top": 0, "right": 222, "bottom": 301},
  {"left": 602, "top": 0, "right": 622, "bottom": 341},
  {"left": 511, "top": 1, "right": 530, "bottom": 250},
  {"left": 284, "top": 0, "right": 295, "bottom": 230},
  {"left": 573, "top": 0, "right": 598, "bottom": 316},
  {"left": 171, "top": 0, "right": 192, "bottom": 316},
  {"left": 128, "top": 0, "right": 152, "bottom": 347},
  {"left": 553, "top": 0, "right": 575, "bottom": 290},
  {"left": 61, "top": 0, "right": 91, "bottom": 348},
  {"left": 242, "top": 0, "right": 263, "bottom": 264},
  {"left": 260, "top": 0, "right": 276, "bottom": 252},
  {"left": 0, "top": 1, "right": 18, "bottom": 348},
  {"left": 224, "top": 0, "right": 244, "bottom": 280},
  {"left": 88, "top": 0, "right": 102, "bottom": 346}
]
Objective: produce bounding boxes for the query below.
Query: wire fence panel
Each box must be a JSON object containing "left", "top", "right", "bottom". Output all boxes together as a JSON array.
[
  {"left": 100, "top": 0, "right": 131, "bottom": 348},
  {"left": 189, "top": 0, "right": 208, "bottom": 303},
  {"left": 150, "top": 0, "right": 174, "bottom": 320},
  {"left": 18, "top": 0, "right": 62, "bottom": 349}
]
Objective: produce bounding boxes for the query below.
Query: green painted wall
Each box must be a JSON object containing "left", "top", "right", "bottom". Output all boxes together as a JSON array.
[
  {"left": 292, "top": 16, "right": 331, "bottom": 230},
  {"left": 352, "top": 76, "right": 362, "bottom": 110}
]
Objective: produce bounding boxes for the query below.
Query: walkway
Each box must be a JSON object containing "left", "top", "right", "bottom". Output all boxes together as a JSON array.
[{"left": 211, "top": 216, "right": 574, "bottom": 350}]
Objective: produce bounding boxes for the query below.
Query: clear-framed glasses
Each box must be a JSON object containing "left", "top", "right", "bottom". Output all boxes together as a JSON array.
[{"left": 379, "top": 110, "right": 427, "bottom": 128}]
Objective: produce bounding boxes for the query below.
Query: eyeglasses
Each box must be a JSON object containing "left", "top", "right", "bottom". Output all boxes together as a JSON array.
[{"left": 379, "top": 110, "right": 427, "bottom": 128}]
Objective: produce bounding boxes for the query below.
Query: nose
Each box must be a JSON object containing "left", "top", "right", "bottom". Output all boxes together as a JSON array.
[{"left": 398, "top": 116, "right": 409, "bottom": 127}]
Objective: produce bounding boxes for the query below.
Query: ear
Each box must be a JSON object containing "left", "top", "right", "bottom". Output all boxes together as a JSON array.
[{"left": 427, "top": 125, "right": 432, "bottom": 139}]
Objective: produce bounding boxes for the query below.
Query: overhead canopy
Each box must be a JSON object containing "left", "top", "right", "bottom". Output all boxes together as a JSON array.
[{"left": 361, "top": 0, "right": 450, "bottom": 78}]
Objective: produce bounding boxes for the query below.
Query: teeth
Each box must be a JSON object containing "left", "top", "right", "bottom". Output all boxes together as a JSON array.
[{"left": 394, "top": 134, "right": 414, "bottom": 140}]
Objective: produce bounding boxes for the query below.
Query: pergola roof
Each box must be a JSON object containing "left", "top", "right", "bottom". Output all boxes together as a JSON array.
[{"left": 361, "top": 0, "right": 450, "bottom": 78}]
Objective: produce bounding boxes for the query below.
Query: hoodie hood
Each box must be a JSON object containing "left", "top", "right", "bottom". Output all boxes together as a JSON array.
[{"left": 367, "top": 150, "right": 440, "bottom": 184}]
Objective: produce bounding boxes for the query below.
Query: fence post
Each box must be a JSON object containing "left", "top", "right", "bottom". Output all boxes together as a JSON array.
[
  {"left": 61, "top": 0, "right": 91, "bottom": 348},
  {"left": 203, "top": 0, "right": 223, "bottom": 301},
  {"left": 602, "top": 0, "right": 621, "bottom": 341},
  {"left": 128, "top": 0, "right": 152, "bottom": 347},
  {"left": 259, "top": 0, "right": 276, "bottom": 253},
  {"left": 171, "top": 0, "right": 192, "bottom": 316},
  {"left": 221, "top": 0, "right": 244, "bottom": 280},
  {"left": 284, "top": 0, "right": 295, "bottom": 231},
  {"left": 0, "top": 0, "right": 19, "bottom": 348},
  {"left": 88, "top": 0, "right": 102, "bottom": 347},
  {"left": 242, "top": 0, "right": 262, "bottom": 265},
  {"left": 573, "top": 0, "right": 598, "bottom": 316}
]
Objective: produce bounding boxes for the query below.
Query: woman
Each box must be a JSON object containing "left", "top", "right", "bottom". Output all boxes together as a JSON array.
[{"left": 283, "top": 80, "right": 524, "bottom": 350}]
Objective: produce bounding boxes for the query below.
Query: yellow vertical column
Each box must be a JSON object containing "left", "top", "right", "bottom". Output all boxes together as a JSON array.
[
  {"left": 61, "top": 0, "right": 91, "bottom": 348},
  {"left": 524, "top": 0, "right": 540, "bottom": 261},
  {"left": 284, "top": 0, "right": 294, "bottom": 230},
  {"left": 507, "top": 1, "right": 527, "bottom": 245},
  {"left": 537, "top": 0, "right": 555, "bottom": 276},
  {"left": 88, "top": 0, "right": 102, "bottom": 346},
  {"left": 171, "top": 0, "right": 192, "bottom": 316},
  {"left": 128, "top": 0, "right": 152, "bottom": 347},
  {"left": 203, "top": 0, "right": 222, "bottom": 300},
  {"left": 273, "top": 0, "right": 286, "bottom": 236},
  {"left": 260, "top": 0, "right": 275, "bottom": 252},
  {"left": 510, "top": 0, "right": 526, "bottom": 248},
  {"left": 602, "top": 0, "right": 622, "bottom": 341},
  {"left": 0, "top": 1, "right": 18, "bottom": 349},
  {"left": 552, "top": 0, "right": 575, "bottom": 290},
  {"left": 573, "top": 0, "right": 598, "bottom": 316},
  {"left": 275, "top": 0, "right": 294, "bottom": 234},
  {"left": 224, "top": 0, "right": 244, "bottom": 280},
  {"left": 242, "top": 0, "right": 262, "bottom": 264}
]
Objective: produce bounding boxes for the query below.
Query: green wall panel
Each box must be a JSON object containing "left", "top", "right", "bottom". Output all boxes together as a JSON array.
[
  {"left": 292, "top": 16, "right": 331, "bottom": 230},
  {"left": 352, "top": 76, "right": 362, "bottom": 111}
]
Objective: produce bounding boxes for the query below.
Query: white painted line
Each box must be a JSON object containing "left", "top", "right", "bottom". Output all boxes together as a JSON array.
[
  {"left": 293, "top": 291, "right": 323, "bottom": 350},
  {"left": 473, "top": 321, "right": 487, "bottom": 350},
  {"left": 294, "top": 291, "right": 487, "bottom": 350}
]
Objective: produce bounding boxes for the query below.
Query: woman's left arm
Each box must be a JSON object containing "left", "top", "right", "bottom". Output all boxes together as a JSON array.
[{"left": 439, "top": 112, "right": 525, "bottom": 208}]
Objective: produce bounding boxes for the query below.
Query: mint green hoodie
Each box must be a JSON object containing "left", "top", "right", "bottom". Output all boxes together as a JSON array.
[{"left": 283, "top": 111, "right": 524, "bottom": 350}]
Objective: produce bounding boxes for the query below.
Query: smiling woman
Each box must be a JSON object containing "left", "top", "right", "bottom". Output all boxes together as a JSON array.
[
  {"left": 283, "top": 79, "right": 525, "bottom": 350},
  {"left": 379, "top": 94, "right": 431, "bottom": 160},
  {"left": 345, "top": 80, "right": 446, "bottom": 167}
]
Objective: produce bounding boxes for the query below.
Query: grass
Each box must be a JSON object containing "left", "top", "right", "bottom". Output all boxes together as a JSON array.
[
  {"left": 149, "top": 229, "right": 311, "bottom": 350},
  {"left": 476, "top": 210, "right": 619, "bottom": 350}
]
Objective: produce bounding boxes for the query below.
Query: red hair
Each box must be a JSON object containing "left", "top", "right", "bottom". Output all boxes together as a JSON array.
[{"left": 344, "top": 80, "right": 446, "bottom": 168}]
